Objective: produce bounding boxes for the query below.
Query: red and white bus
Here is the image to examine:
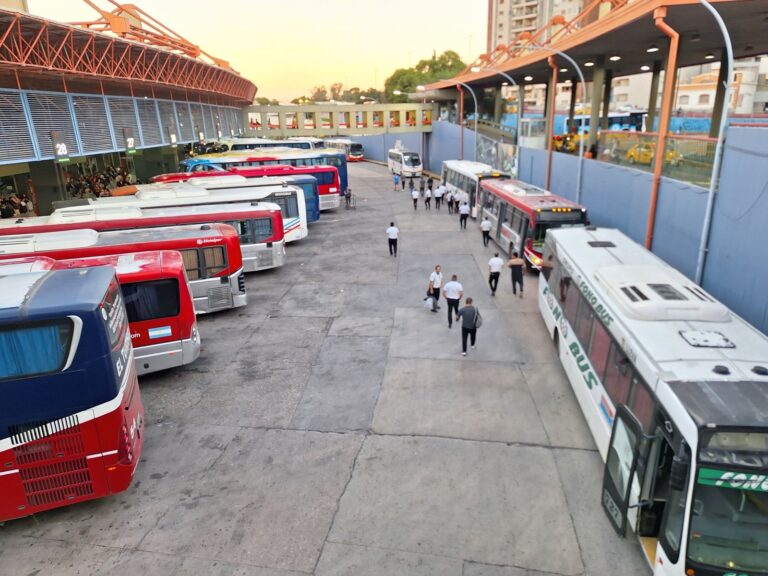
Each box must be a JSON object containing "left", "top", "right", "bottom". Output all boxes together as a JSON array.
[
  {"left": 0, "top": 223, "right": 246, "bottom": 314},
  {"left": 149, "top": 165, "right": 341, "bottom": 211},
  {"left": 323, "top": 138, "right": 364, "bottom": 162},
  {"left": 0, "top": 265, "right": 144, "bottom": 522},
  {"left": 0, "top": 203, "right": 286, "bottom": 274},
  {"left": 477, "top": 179, "right": 588, "bottom": 269}
]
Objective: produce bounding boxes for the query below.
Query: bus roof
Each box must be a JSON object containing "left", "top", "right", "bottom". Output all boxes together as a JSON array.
[
  {"left": 482, "top": 179, "right": 584, "bottom": 211},
  {"left": 188, "top": 147, "right": 343, "bottom": 163},
  {"left": 443, "top": 159, "right": 509, "bottom": 179},
  {"left": 0, "top": 266, "right": 114, "bottom": 320},
  {"left": 550, "top": 226, "right": 768, "bottom": 385},
  {"left": 150, "top": 165, "right": 336, "bottom": 185},
  {"left": 57, "top": 250, "right": 186, "bottom": 283},
  {"left": 0, "top": 223, "right": 235, "bottom": 256}
]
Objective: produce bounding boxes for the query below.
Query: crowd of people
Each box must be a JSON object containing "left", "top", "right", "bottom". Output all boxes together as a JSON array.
[
  {"left": 387, "top": 173, "right": 528, "bottom": 357},
  {"left": 64, "top": 165, "right": 136, "bottom": 199},
  {"left": 0, "top": 192, "right": 33, "bottom": 219}
]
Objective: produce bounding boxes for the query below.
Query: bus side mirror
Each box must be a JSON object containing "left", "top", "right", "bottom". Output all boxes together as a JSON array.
[{"left": 669, "top": 454, "right": 690, "bottom": 491}]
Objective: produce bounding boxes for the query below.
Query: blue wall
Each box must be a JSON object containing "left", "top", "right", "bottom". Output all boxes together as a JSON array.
[
  {"left": 355, "top": 132, "right": 422, "bottom": 165},
  {"left": 427, "top": 121, "right": 476, "bottom": 174},
  {"left": 702, "top": 127, "right": 768, "bottom": 333}
]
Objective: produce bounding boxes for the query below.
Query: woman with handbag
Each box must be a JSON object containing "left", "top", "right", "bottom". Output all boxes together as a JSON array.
[{"left": 456, "top": 297, "right": 482, "bottom": 356}]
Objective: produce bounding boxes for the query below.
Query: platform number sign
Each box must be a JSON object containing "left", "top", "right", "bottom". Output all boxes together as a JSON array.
[
  {"left": 198, "top": 130, "right": 205, "bottom": 144},
  {"left": 123, "top": 128, "right": 136, "bottom": 155},
  {"left": 167, "top": 127, "right": 178, "bottom": 148},
  {"left": 50, "top": 130, "right": 70, "bottom": 163}
]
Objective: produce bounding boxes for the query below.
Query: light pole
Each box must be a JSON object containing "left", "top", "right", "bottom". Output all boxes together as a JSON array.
[
  {"left": 471, "top": 65, "right": 521, "bottom": 144},
  {"left": 518, "top": 38, "right": 588, "bottom": 203},
  {"left": 443, "top": 80, "right": 479, "bottom": 162},
  {"left": 694, "top": 0, "right": 734, "bottom": 285}
]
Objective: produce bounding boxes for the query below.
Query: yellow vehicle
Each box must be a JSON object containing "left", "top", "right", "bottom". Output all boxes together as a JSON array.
[{"left": 626, "top": 142, "right": 683, "bottom": 166}]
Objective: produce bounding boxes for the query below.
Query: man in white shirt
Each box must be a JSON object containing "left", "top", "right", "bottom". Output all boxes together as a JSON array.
[
  {"left": 488, "top": 252, "right": 505, "bottom": 296},
  {"left": 480, "top": 217, "right": 492, "bottom": 246},
  {"left": 458, "top": 202, "right": 470, "bottom": 230},
  {"left": 424, "top": 187, "right": 432, "bottom": 210},
  {"left": 446, "top": 190, "right": 454, "bottom": 214},
  {"left": 442, "top": 274, "right": 464, "bottom": 328},
  {"left": 386, "top": 222, "right": 399, "bottom": 257},
  {"left": 434, "top": 184, "right": 445, "bottom": 210},
  {"left": 411, "top": 188, "right": 419, "bottom": 210},
  {"left": 426, "top": 264, "right": 443, "bottom": 312}
]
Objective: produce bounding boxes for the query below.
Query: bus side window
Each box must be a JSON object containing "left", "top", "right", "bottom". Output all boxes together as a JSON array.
[
  {"left": 575, "top": 295, "right": 595, "bottom": 348},
  {"left": 628, "top": 376, "right": 654, "bottom": 432},
  {"left": 588, "top": 319, "right": 611, "bottom": 379},
  {"left": 659, "top": 444, "right": 691, "bottom": 563},
  {"left": 180, "top": 249, "right": 201, "bottom": 280},
  {"left": 603, "top": 343, "right": 633, "bottom": 405}
]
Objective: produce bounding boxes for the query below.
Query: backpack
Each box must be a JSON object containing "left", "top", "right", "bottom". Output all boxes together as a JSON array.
[{"left": 474, "top": 307, "right": 483, "bottom": 328}]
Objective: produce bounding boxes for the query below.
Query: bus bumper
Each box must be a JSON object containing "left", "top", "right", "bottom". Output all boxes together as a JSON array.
[
  {"left": 319, "top": 193, "right": 341, "bottom": 210},
  {"left": 192, "top": 270, "right": 247, "bottom": 314},
  {"left": 134, "top": 332, "right": 201, "bottom": 376},
  {"left": 243, "top": 242, "right": 286, "bottom": 272}
]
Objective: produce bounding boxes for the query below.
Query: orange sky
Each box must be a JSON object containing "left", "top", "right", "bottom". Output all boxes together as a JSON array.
[{"left": 27, "top": 0, "right": 487, "bottom": 101}]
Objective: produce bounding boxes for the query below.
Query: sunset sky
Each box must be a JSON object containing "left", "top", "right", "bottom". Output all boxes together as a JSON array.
[{"left": 27, "top": 0, "right": 487, "bottom": 102}]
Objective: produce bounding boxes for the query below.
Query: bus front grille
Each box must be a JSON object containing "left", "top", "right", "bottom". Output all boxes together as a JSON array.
[{"left": 207, "top": 286, "right": 234, "bottom": 311}]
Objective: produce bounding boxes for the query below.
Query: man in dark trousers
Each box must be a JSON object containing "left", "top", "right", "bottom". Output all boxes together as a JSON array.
[
  {"left": 507, "top": 251, "right": 525, "bottom": 297},
  {"left": 442, "top": 274, "right": 464, "bottom": 329},
  {"left": 386, "top": 222, "right": 399, "bottom": 257},
  {"left": 457, "top": 297, "right": 479, "bottom": 356}
]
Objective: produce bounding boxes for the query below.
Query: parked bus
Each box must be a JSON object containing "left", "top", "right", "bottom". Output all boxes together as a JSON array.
[
  {"left": 324, "top": 138, "right": 364, "bottom": 162},
  {"left": 387, "top": 148, "right": 422, "bottom": 178},
  {"left": 179, "top": 147, "right": 349, "bottom": 192},
  {"left": 59, "top": 252, "right": 200, "bottom": 376},
  {"left": 477, "top": 178, "right": 587, "bottom": 269},
  {"left": 0, "top": 203, "right": 286, "bottom": 274},
  {"left": 217, "top": 137, "right": 316, "bottom": 151},
  {"left": 0, "top": 223, "right": 246, "bottom": 314},
  {"left": 441, "top": 160, "right": 510, "bottom": 217},
  {"left": 538, "top": 225, "right": 768, "bottom": 576},
  {"left": 53, "top": 176, "right": 313, "bottom": 243},
  {"left": 0, "top": 265, "right": 144, "bottom": 522},
  {"left": 149, "top": 165, "right": 341, "bottom": 211}
]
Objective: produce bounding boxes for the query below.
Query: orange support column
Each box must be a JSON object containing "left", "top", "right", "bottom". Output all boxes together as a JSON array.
[
  {"left": 458, "top": 87, "right": 465, "bottom": 160},
  {"left": 645, "top": 6, "right": 679, "bottom": 249},
  {"left": 545, "top": 56, "right": 559, "bottom": 191}
]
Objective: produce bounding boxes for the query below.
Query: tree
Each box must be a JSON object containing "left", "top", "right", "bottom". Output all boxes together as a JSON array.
[
  {"left": 310, "top": 85, "right": 329, "bottom": 102},
  {"left": 254, "top": 96, "right": 279, "bottom": 105},
  {"left": 384, "top": 50, "right": 466, "bottom": 103}
]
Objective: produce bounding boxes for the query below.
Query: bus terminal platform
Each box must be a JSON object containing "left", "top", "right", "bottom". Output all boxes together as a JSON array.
[{"left": 0, "top": 162, "right": 649, "bottom": 576}]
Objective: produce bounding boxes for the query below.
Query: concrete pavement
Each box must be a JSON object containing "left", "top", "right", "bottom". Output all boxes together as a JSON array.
[{"left": 0, "top": 163, "right": 649, "bottom": 575}]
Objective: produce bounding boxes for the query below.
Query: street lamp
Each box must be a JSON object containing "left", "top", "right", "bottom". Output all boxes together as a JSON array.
[
  {"left": 518, "top": 38, "right": 588, "bottom": 204},
  {"left": 471, "top": 65, "right": 521, "bottom": 146},
  {"left": 694, "top": 0, "right": 734, "bottom": 285},
  {"left": 442, "top": 80, "right": 479, "bottom": 162}
]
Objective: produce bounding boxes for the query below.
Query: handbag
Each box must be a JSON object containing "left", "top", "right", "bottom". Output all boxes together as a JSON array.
[
  {"left": 474, "top": 307, "right": 483, "bottom": 328},
  {"left": 424, "top": 296, "right": 435, "bottom": 310}
]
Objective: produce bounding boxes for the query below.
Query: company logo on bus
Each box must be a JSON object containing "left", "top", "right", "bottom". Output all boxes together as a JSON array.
[{"left": 196, "top": 238, "right": 222, "bottom": 245}]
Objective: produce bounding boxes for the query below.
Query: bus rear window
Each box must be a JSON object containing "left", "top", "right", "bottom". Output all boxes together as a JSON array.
[
  {"left": 0, "top": 320, "right": 73, "bottom": 380},
  {"left": 122, "top": 279, "right": 180, "bottom": 322},
  {"left": 252, "top": 218, "right": 274, "bottom": 242},
  {"left": 180, "top": 249, "right": 200, "bottom": 280},
  {"left": 203, "top": 247, "right": 227, "bottom": 276},
  {"left": 101, "top": 281, "right": 127, "bottom": 348},
  {"left": 314, "top": 172, "right": 334, "bottom": 185},
  {"left": 268, "top": 194, "right": 299, "bottom": 218}
]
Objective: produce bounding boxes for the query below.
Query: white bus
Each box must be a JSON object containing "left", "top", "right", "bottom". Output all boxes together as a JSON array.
[
  {"left": 52, "top": 176, "right": 310, "bottom": 243},
  {"left": 539, "top": 226, "right": 768, "bottom": 576},
  {"left": 324, "top": 138, "right": 364, "bottom": 161},
  {"left": 440, "top": 160, "right": 509, "bottom": 217},
  {"left": 388, "top": 148, "right": 422, "bottom": 178}
]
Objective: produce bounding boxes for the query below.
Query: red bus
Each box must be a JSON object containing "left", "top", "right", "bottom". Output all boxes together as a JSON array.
[
  {"left": 0, "top": 264, "right": 144, "bottom": 522},
  {"left": 0, "top": 223, "right": 246, "bottom": 314},
  {"left": 150, "top": 164, "right": 341, "bottom": 211},
  {"left": 477, "top": 179, "right": 588, "bottom": 269},
  {"left": 0, "top": 202, "right": 286, "bottom": 274},
  {"left": 60, "top": 252, "right": 201, "bottom": 376}
]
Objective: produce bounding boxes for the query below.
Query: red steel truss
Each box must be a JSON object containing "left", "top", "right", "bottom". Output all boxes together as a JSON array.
[{"left": 0, "top": 9, "right": 256, "bottom": 105}]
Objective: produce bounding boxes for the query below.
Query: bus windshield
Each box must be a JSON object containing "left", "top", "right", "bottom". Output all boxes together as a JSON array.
[
  {"left": 403, "top": 153, "right": 420, "bottom": 166},
  {"left": 122, "top": 279, "right": 181, "bottom": 321},
  {"left": 689, "top": 431, "right": 768, "bottom": 571},
  {"left": 0, "top": 320, "right": 72, "bottom": 380},
  {"left": 350, "top": 143, "right": 363, "bottom": 154}
]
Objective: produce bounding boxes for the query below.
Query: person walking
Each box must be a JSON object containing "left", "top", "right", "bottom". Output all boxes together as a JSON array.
[
  {"left": 401, "top": 174, "right": 406, "bottom": 191},
  {"left": 427, "top": 176, "right": 434, "bottom": 193},
  {"left": 424, "top": 187, "right": 432, "bottom": 210},
  {"left": 408, "top": 178, "right": 414, "bottom": 195},
  {"left": 458, "top": 202, "right": 470, "bottom": 230},
  {"left": 445, "top": 189, "right": 454, "bottom": 214},
  {"left": 434, "top": 183, "right": 444, "bottom": 210},
  {"left": 488, "top": 252, "right": 504, "bottom": 296},
  {"left": 426, "top": 264, "right": 443, "bottom": 312},
  {"left": 411, "top": 187, "right": 419, "bottom": 210},
  {"left": 419, "top": 176, "right": 426, "bottom": 197},
  {"left": 443, "top": 274, "right": 464, "bottom": 329},
  {"left": 457, "top": 297, "right": 480, "bottom": 356},
  {"left": 507, "top": 251, "right": 525, "bottom": 297},
  {"left": 480, "top": 217, "right": 492, "bottom": 246},
  {"left": 386, "top": 222, "right": 399, "bottom": 257},
  {"left": 393, "top": 173, "right": 400, "bottom": 192}
]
